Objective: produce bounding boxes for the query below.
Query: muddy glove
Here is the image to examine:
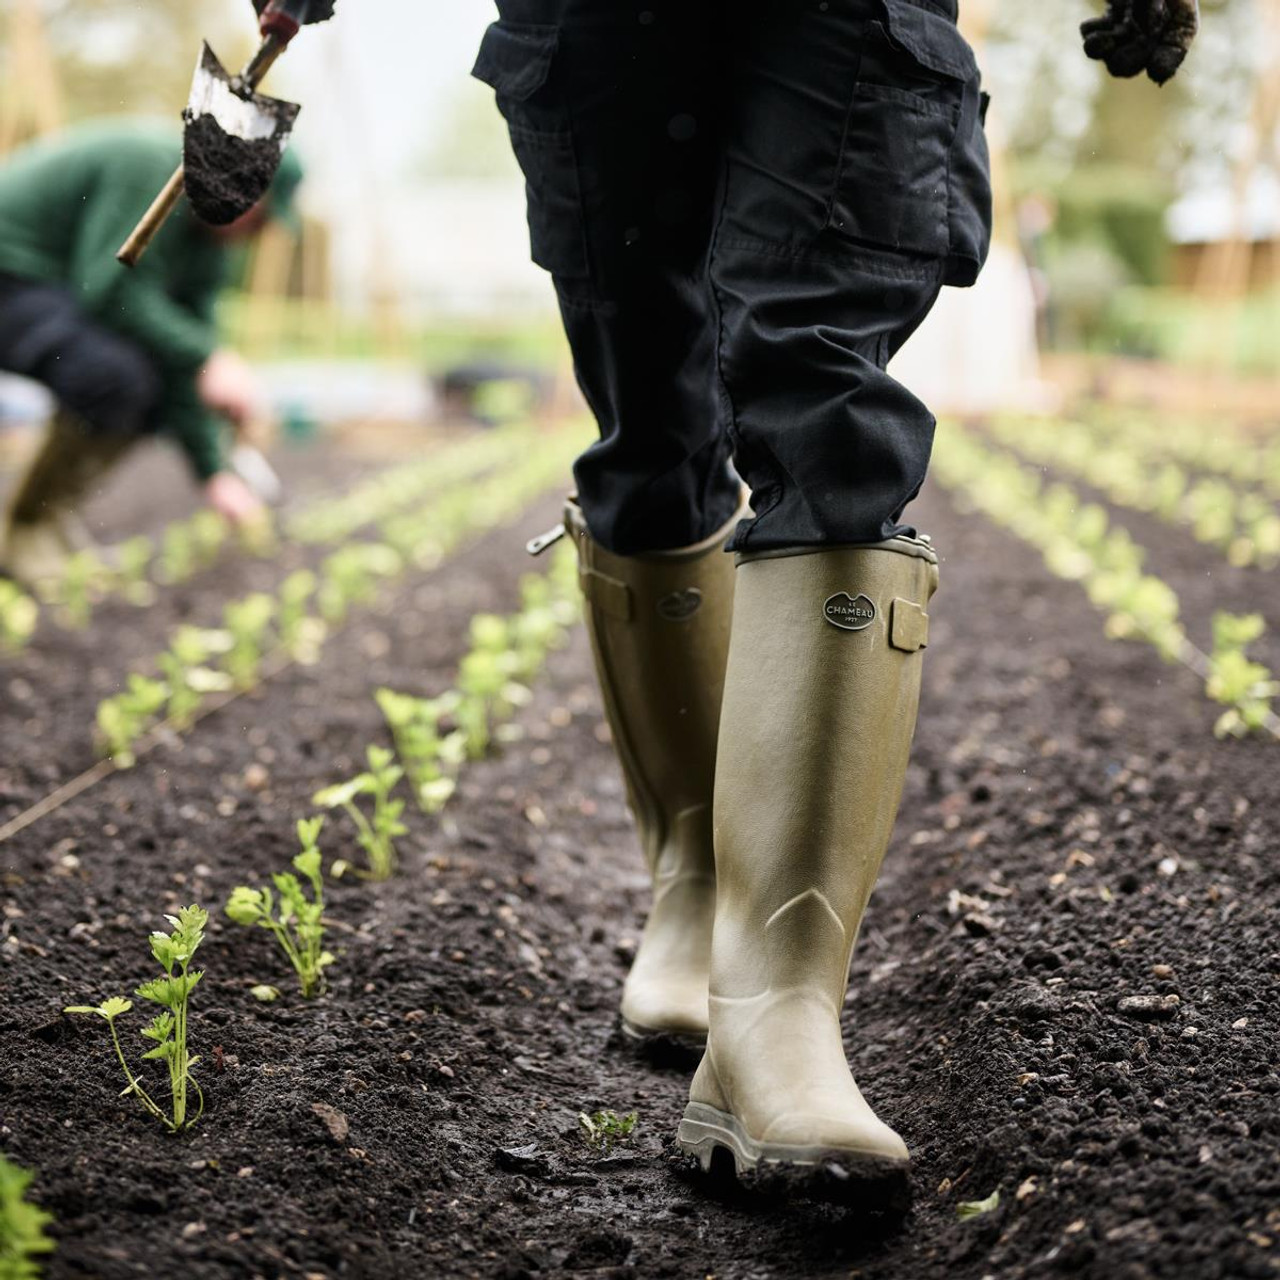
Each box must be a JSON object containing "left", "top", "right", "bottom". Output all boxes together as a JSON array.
[
  {"left": 1081, "top": 0, "right": 1199, "bottom": 84},
  {"left": 252, "top": 0, "right": 336, "bottom": 24}
]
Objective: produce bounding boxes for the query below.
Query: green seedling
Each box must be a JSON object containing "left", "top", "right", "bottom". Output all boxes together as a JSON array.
[
  {"left": 55, "top": 548, "right": 107, "bottom": 629},
  {"left": 313, "top": 745, "right": 407, "bottom": 880},
  {"left": 317, "top": 543, "right": 401, "bottom": 623},
  {"left": 375, "top": 688, "right": 465, "bottom": 813},
  {"left": 0, "top": 1153, "right": 55, "bottom": 1279},
  {"left": 957, "top": 1189, "right": 1001, "bottom": 1220},
  {"left": 0, "top": 581, "right": 38, "bottom": 652},
  {"left": 225, "top": 817, "right": 334, "bottom": 998},
  {"left": 113, "top": 535, "right": 156, "bottom": 606},
  {"left": 157, "top": 626, "right": 234, "bottom": 729},
  {"left": 157, "top": 522, "right": 195, "bottom": 584},
  {"left": 64, "top": 905, "right": 208, "bottom": 1132},
  {"left": 578, "top": 1109, "right": 638, "bottom": 1155},
  {"left": 456, "top": 618, "right": 531, "bottom": 761},
  {"left": 236, "top": 511, "right": 277, "bottom": 559},
  {"left": 1207, "top": 612, "right": 1279, "bottom": 738},
  {"left": 222, "top": 592, "right": 276, "bottom": 690},
  {"left": 95, "top": 673, "right": 169, "bottom": 767},
  {"left": 189, "top": 510, "right": 227, "bottom": 569},
  {"left": 278, "top": 569, "right": 325, "bottom": 664}
]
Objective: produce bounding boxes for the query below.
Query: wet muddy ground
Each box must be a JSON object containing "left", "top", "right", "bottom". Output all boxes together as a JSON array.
[{"left": 1, "top": 445, "right": 1277, "bottom": 1279}]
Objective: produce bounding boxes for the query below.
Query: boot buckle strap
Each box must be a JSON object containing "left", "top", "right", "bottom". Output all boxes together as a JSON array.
[
  {"left": 889, "top": 598, "right": 929, "bottom": 652},
  {"left": 526, "top": 523, "right": 566, "bottom": 556},
  {"left": 579, "top": 567, "right": 632, "bottom": 620}
]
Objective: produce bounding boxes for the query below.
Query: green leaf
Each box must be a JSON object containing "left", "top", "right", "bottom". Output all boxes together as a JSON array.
[
  {"left": 135, "top": 977, "right": 179, "bottom": 1007},
  {"left": 296, "top": 816, "right": 325, "bottom": 849},
  {"left": 313, "top": 777, "right": 367, "bottom": 808},
  {"left": 185, "top": 665, "right": 235, "bottom": 694},
  {"left": 225, "top": 886, "right": 268, "bottom": 926},
  {"left": 250, "top": 984, "right": 281, "bottom": 1003},
  {"left": 141, "top": 1012, "right": 174, "bottom": 1042},
  {"left": 149, "top": 932, "right": 178, "bottom": 970},
  {"left": 98, "top": 996, "right": 133, "bottom": 1019},
  {"left": 292, "top": 847, "right": 322, "bottom": 882},
  {"left": 272, "top": 872, "right": 306, "bottom": 916},
  {"left": 174, "top": 904, "right": 209, "bottom": 946},
  {"left": 957, "top": 1189, "right": 1001, "bottom": 1220}
]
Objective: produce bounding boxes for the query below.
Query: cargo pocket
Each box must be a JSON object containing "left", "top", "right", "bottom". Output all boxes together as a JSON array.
[
  {"left": 471, "top": 21, "right": 590, "bottom": 279},
  {"left": 944, "top": 86, "right": 993, "bottom": 287},
  {"left": 827, "top": 1, "right": 979, "bottom": 266}
]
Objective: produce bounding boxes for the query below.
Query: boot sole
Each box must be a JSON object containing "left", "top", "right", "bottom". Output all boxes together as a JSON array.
[
  {"left": 619, "top": 1018, "right": 707, "bottom": 1052},
  {"left": 677, "top": 1101, "right": 911, "bottom": 1205}
]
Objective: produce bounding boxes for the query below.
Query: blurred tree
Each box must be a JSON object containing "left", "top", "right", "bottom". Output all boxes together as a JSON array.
[{"left": 0, "top": 0, "right": 250, "bottom": 128}]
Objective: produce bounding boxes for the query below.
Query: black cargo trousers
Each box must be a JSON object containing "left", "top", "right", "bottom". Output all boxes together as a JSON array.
[{"left": 473, "top": 0, "right": 992, "bottom": 555}]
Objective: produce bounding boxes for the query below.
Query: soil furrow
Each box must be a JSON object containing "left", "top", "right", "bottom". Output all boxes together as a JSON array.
[{"left": 1, "top": 480, "right": 1276, "bottom": 1280}]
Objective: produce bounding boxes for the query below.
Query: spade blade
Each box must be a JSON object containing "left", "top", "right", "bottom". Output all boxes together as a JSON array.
[{"left": 182, "top": 41, "right": 300, "bottom": 226}]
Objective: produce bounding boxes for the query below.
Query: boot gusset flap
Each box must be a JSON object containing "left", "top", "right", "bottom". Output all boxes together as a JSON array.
[
  {"left": 579, "top": 566, "right": 632, "bottom": 620},
  {"left": 889, "top": 597, "right": 929, "bottom": 652}
]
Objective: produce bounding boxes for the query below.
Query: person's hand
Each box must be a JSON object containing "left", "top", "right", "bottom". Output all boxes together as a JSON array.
[
  {"left": 1081, "top": 0, "right": 1199, "bottom": 84},
  {"left": 252, "top": 0, "right": 335, "bottom": 24},
  {"left": 197, "top": 349, "right": 265, "bottom": 429},
  {"left": 205, "top": 471, "right": 266, "bottom": 526}
]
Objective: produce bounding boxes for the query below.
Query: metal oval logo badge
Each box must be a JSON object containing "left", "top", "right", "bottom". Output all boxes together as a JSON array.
[
  {"left": 823, "top": 592, "right": 876, "bottom": 632},
  {"left": 657, "top": 588, "right": 703, "bottom": 622}
]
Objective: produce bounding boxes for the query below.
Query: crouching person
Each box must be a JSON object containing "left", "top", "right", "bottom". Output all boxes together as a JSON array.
[{"left": 0, "top": 121, "right": 302, "bottom": 586}]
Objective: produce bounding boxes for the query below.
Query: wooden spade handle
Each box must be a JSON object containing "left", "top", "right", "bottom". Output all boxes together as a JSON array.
[{"left": 116, "top": 168, "right": 187, "bottom": 267}]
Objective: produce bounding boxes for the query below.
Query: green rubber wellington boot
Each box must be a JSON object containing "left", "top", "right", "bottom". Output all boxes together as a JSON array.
[
  {"left": 677, "top": 535, "right": 938, "bottom": 1185},
  {"left": 1, "top": 411, "right": 133, "bottom": 588},
  {"left": 565, "top": 496, "right": 745, "bottom": 1044}
]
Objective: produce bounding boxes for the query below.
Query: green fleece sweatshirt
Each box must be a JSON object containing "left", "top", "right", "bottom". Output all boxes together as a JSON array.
[{"left": 0, "top": 123, "right": 229, "bottom": 478}]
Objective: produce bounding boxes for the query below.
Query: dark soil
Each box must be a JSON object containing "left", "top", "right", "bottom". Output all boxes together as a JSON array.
[
  {"left": 183, "top": 113, "right": 290, "bottom": 226},
  {"left": 2, "top": 463, "right": 1278, "bottom": 1279}
]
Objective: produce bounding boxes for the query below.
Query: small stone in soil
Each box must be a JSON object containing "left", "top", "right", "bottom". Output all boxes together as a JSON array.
[
  {"left": 1116, "top": 994, "right": 1181, "bottom": 1020},
  {"left": 311, "top": 1102, "right": 350, "bottom": 1143}
]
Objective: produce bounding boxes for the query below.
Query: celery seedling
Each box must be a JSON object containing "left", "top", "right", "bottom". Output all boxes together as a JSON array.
[
  {"left": 225, "top": 817, "right": 334, "bottom": 997},
  {"left": 222, "top": 593, "right": 275, "bottom": 689},
  {"left": 158, "top": 626, "right": 234, "bottom": 729},
  {"left": 55, "top": 548, "right": 106, "bottom": 628},
  {"left": 0, "top": 581, "right": 38, "bottom": 652},
  {"left": 188, "top": 509, "right": 227, "bottom": 568},
  {"left": 95, "top": 673, "right": 169, "bottom": 766},
  {"left": 313, "top": 746, "right": 407, "bottom": 880},
  {"left": 279, "top": 569, "right": 325, "bottom": 664},
  {"left": 318, "top": 543, "right": 401, "bottom": 622},
  {"left": 157, "top": 522, "right": 195, "bottom": 583},
  {"left": 64, "top": 905, "right": 208, "bottom": 1132},
  {"left": 114, "top": 534, "right": 155, "bottom": 605},
  {"left": 375, "top": 688, "right": 465, "bottom": 813},
  {"left": 1207, "top": 612, "right": 1279, "bottom": 737},
  {"left": 578, "top": 1109, "right": 638, "bottom": 1154},
  {"left": 456, "top": 621, "right": 530, "bottom": 760},
  {"left": 0, "top": 1153, "right": 54, "bottom": 1278}
]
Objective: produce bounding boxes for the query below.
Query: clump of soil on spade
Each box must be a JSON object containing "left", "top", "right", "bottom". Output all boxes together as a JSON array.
[{"left": 183, "top": 112, "right": 282, "bottom": 225}]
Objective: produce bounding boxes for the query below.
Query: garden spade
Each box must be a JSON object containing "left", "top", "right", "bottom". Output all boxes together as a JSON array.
[
  {"left": 116, "top": 0, "right": 326, "bottom": 266},
  {"left": 181, "top": 42, "right": 301, "bottom": 229}
]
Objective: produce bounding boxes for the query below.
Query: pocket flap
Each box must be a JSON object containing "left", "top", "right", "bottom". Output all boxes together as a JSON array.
[
  {"left": 880, "top": 1, "right": 977, "bottom": 81},
  {"left": 471, "top": 21, "right": 559, "bottom": 101}
]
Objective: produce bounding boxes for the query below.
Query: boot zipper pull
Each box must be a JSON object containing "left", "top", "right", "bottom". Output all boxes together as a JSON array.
[{"left": 526, "top": 523, "right": 565, "bottom": 556}]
